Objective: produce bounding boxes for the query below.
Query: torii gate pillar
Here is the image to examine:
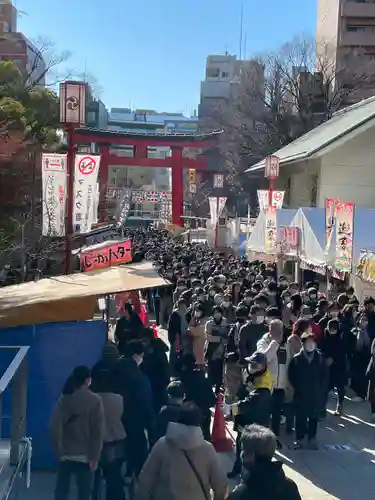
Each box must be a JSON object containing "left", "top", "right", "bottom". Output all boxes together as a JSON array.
[{"left": 171, "top": 147, "right": 184, "bottom": 227}]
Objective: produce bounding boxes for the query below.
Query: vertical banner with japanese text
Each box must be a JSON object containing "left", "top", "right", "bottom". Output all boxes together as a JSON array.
[
  {"left": 115, "top": 187, "right": 132, "bottom": 227},
  {"left": 325, "top": 198, "right": 339, "bottom": 254},
  {"left": 209, "top": 197, "right": 218, "bottom": 227},
  {"left": 42, "top": 153, "right": 67, "bottom": 237},
  {"left": 73, "top": 154, "right": 100, "bottom": 233},
  {"left": 335, "top": 201, "right": 354, "bottom": 272},
  {"left": 257, "top": 190, "right": 284, "bottom": 210},
  {"left": 265, "top": 207, "right": 277, "bottom": 254}
]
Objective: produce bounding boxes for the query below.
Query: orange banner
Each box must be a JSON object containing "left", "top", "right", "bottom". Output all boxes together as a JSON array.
[{"left": 81, "top": 239, "right": 132, "bottom": 272}]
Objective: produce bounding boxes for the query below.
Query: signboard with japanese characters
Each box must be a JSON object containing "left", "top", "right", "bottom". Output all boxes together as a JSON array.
[
  {"left": 73, "top": 154, "right": 100, "bottom": 234},
  {"left": 265, "top": 156, "right": 280, "bottom": 179},
  {"left": 115, "top": 188, "right": 132, "bottom": 227},
  {"left": 42, "top": 153, "right": 67, "bottom": 237},
  {"left": 132, "top": 190, "right": 170, "bottom": 203},
  {"left": 278, "top": 226, "right": 299, "bottom": 254},
  {"left": 257, "top": 190, "right": 285, "bottom": 210},
  {"left": 80, "top": 239, "right": 132, "bottom": 272},
  {"left": 335, "top": 201, "right": 354, "bottom": 272},
  {"left": 265, "top": 207, "right": 277, "bottom": 253},
  {"left": 213, "top": 174, "right": 224, "bottom": 189}
]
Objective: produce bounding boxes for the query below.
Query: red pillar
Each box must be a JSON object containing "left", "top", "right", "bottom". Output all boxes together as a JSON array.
[
  {"left": 134, "top": 144, "right": 147, "bottom": 158},
  {"left": 171, "top": 147, "right": 184, "bottom": 227},
  {"left": 99, "top": 143, "right": 110, "bottom": 222},
  {"left": 65, "top": 124, "right": 76, "bottom": 274}
]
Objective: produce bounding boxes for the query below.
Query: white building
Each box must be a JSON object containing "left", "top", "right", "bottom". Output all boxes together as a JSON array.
[{"left": 246, "top": 96, "right": 375, "bottom": 209}]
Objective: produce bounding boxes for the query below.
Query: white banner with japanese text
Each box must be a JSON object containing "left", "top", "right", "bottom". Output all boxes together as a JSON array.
[
  {"left": 257, "top": 190, "right": 284, "bottom": 210},
  {"left": 42, "top": 153, "right": 67, "bottom": 237},
  {"left": 265, "top": 207, "right": 277, "bottom": 254},
  {"left": 335, "top": 201, "right": 354, "bottom": 272},
  {"left": 209, "top": 197, "right": 218, "bottom": 227},
  {"left": 73, "top": 154, "right": 100, "bottom": 233}
]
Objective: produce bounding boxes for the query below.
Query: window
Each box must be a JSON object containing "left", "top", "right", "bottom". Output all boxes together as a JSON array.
[
  {"left": 347, "top": 25, "right": 365, "bottom": 32},
  {"left": 206, "top": 67, "right": 220, "bottom": 78},
  {"left": 221, "top": 71, "right": 229, "bottom": 78}
]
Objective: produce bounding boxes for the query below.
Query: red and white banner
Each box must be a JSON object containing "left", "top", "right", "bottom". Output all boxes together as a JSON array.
[
  {"left": 257, "top": 190, "right": 285, "bottom": 210},
  {"left": 265, "top": 207, "right": 277, "bottom": 254},
  {"left": 335, "top": 201, "right": 354, "bottom": 272},
  {"left": 73, "top": 154, "right": 100, "bottom": 234},
  {"left": 80, "top": 239, "right": 132, "bottom": 272},
  {"left": 279, "top": 226, "right": 299, "bottom": 254},
  {"left": 265, "top": 156, "right": 280, "bottom": 179},
  {"left": 42, "top": 153, "right": 67, "bottom": 237}
]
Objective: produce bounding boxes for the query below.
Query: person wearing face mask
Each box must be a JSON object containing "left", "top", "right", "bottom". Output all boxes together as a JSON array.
[
  {"left": 224, "top": 307, "right": 249, "bottom": 405},
  {"left": 227, "top": 425, "right": 301, "bottom": 500},
  {"left": 288, "top": 332, "right": 328, "bottom": 449},
  {"left": 237, "top": 306, "right": 267, "bottom": 363},
  {"left": 257, "top": 320, "right": 290, "bottom": 449},
  {"left": 266, "top": 282, "right": 281, "bottom": 309},
  {"left": 318, "top": 301, "right": 340, "bottom": 337},
  {"left": 226, "top": 352, "right": 272, "bottom": 479},
  {"left": 222, "top": 294, "right": 236, "bottom": 324},
  {"left": 173, "top": 279, "right": 187, "bottom": 304},
  {"left": 113, "top": 341, "right": 154, "bottom": 477},
  {"left": 168, "top": 298, "right": 189, "bottom": 372},
  {"left": 319, "top": 319, "right": 348, "bottom": 416},
  {"left": 205, "top": 306, "right": 229, "bottom": 393},
  {"left": 188, "top": 302, "right": 208, "bottom": 369}
]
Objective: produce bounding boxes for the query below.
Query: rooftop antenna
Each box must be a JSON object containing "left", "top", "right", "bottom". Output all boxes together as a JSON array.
[
  {"left": 239, "top": 1, "right": 244, "bottom": 61},
  {"left": 224, "top": 43, "right": 229, "bottom": 56},
  {"left": 243, "top": 31, "right": 247, "bottom": 60}
]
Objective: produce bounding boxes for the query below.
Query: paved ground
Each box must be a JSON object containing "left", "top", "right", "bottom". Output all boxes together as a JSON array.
[{"left": 14, "top": 326, "right": 375, "bottom": 499}]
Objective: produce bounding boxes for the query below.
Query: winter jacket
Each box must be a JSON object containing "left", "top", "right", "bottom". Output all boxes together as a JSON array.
[
  {"left": 136, "top": 423, "right": 227, "bottom": 500},
  {"left": 50, "top": 386, "right": 104, "bottom": 463},
  {"left": 154, "top": 402, "right": 182, "bottom": 441},
  {"left": 227, "top": 458, "right": 301, "bottom": 500},
  {"left": 181, "top": 369, "right": 216, "bottom": 412},
  {"left": 239, "top": 322, "right": 267, "bottom": 362},
  {"left": 288, "top": 350, "right": 328, "bottom": 418},
  {"left": 257, "top": 334, "right": 291, "bottom": 391},
  {"left": 319, "top": 333, "right": 348, "bottom": 388},
  {"left": 141, "top": 338, "right": 170, "bottom": 412},
  {"left": 189, "top": 317, "right": 209, "bottom": 365},
  {"left": 96, "top": 392, "right": 126, "bottom": 443},
  {"left": 235, "top": 388, "right": 271, "bottom": 429}
]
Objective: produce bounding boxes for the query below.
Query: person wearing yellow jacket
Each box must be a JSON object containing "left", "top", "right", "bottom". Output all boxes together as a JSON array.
[{"left": 226, "top": 352, "right": 272, "bottom": 478}]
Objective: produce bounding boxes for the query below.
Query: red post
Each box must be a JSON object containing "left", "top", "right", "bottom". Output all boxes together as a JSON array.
[
  {"left": 268, "top": 178, "right": 274, "bottom": 210},
  {"left": 171, "top": 147, "right": 184, "bottom": 227},
  {"left": 65, "top": 125, "right": 76, "bottom": 274},
  {"left": 99, "top": 143, "right": 110, "bottom": 223},
  {"left": 215, "top": 196, "right": 219, "bottom": 248}
]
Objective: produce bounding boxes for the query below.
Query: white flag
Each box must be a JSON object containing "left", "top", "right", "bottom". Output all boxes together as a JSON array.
[
  {"left": 209, "top": 197, "right": 218, "bottom": 227},
  {"left": 73, "top": 154, "right": 101, "bottom": 233},
  {"left": 42, "top": 153, "right": 67, "bottom": 237},
  {"left": 218, "top": 197, "right": 227, "bottom": 216}
]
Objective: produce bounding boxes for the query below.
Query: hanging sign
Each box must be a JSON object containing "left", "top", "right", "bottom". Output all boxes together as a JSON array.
[
  {"left": 80, "top": 239, "right": 132, "bottom": 272},
  {"left": 115, "top": 187, "right": 132, "bottom": 227},
  {"left": 257, "top": 190, "right": 284, "bottom": 210},
  {"left": 278, "top": 226, "right": 299, "bottom": 254},
  {"left": 265, "top": 207, "right": 277, "bottom": 253},
  {"left": 73, "top": 154, "right": 100, "bottom": 234},
  {"left": 213, "top": 173, "right": 224, "bottom": 188},
  {"left": 42, "top": 153, "right": 67, "bottom": 237},
  {"left": 334, "top": 201, "right": 354, "bottom": 272},
  {"left": 59, "top": 81, "right": 87, "bottom": 125},
  {"left": 325, "top": 198, "right": 339, "bottom": 254},
  {"left": 265, "top": 156, "right": 280, "bottom": 179},
  {"left": 208, "top": 197, "right": 218, "bottom": 227},
  {"left": 218, "top": 197, "right": 227, "bottom": 216}
]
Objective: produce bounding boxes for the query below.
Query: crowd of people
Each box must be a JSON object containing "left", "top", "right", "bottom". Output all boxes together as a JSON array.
[{"left": 49, "top": 227, "right": 375, "bottom": 500}]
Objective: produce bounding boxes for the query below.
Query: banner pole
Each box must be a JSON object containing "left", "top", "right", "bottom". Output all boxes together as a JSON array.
[{"left": 65, "top": 124, "right": 75, "bottom": 274}]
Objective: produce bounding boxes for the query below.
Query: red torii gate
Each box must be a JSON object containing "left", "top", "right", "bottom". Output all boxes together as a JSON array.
[{"left": 72, "top": 128, "right": 221, "bottom": 226}]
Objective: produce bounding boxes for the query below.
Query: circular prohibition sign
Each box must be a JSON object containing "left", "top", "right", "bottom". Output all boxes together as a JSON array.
[
  {"left": 78, "top": 156, "right": 97, "bottom": 175},
  {"left": 273, "top": 191, "right": 283, "bottom": 203}
]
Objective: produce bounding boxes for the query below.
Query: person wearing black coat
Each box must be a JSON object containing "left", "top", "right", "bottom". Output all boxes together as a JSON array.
[
  {"left": 154, "top": 380, "right": 185, "bottom": 441},
  {"left": 112, "top": 341, "right": 154, "bottom": 477},
  {"left": 319, "top": 319, "right": 348, "bottom": 416},
  {"left": 227, "top": 424, "right": 301, "bottom": 500},
  {"left": 175, "top": 353, "right": 216, "bottom": 441},
  {"left": 288, "top": 332, "right": 328, "bottom": 449},
  {"left": 114, "top": 303, "right": 144, "bottom": 345},
  {"left": 140, "top": 328, "right": 170, "bottom": 413}
]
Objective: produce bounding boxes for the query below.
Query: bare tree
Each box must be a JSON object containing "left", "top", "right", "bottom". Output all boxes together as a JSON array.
[{"left": 206, "top": 34, "right": 375, "bottom": 201}]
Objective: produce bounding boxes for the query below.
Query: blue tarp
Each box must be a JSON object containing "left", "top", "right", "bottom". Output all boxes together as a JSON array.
[{"left": 0, "top": 320, "right": 107, "bottom": 469}]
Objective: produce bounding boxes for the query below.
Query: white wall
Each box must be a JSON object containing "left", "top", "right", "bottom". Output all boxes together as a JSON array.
[
  {"left": 287, "top": 160, "right": 320, "bottom": 208},
  {"left": 318, "top": 127, "right": 375, "bottom": 207}
]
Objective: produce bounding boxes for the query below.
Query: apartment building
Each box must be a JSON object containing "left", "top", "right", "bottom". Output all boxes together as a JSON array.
[{"left": 317, "top": 0, "right": 375, "bottom": 100}]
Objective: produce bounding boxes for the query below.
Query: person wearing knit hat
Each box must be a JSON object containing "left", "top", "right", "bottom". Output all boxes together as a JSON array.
[{"left": 288, "top": 331, "right": 328, "bottom": 449}]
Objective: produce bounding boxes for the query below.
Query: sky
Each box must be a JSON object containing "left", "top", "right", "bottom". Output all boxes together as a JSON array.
[{"left": 16, "top": 0, "right": 317, "bottom": 115}]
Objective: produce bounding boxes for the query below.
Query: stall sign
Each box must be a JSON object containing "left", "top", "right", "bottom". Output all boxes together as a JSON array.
[
  {"left": 80, "top": 239, "right": 132, "bottom": 272},
  {"left": 73, "top": 155, "right": 100, "bottom": 234},
  {"left": 41, "top": 153, "right": 67, "bottom": 237},
  {"left": 265, "top": 207, "right": 277, "bottom": 253},
  {"left": 325, "top": 198, "right": 339, "bottom": 254}
]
